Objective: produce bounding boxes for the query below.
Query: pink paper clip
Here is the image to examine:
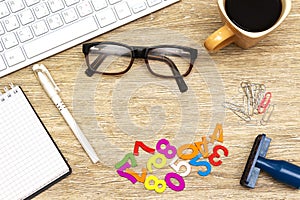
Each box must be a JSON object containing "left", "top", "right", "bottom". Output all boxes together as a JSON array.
[{"left": 257, "top": 92, "right": 272, "bottom": 114}]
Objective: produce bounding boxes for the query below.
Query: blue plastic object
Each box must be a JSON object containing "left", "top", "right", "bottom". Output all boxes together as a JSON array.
[
  {"left": 256, "top": 157, "right": 300, "bottom": 189},
  {"left": 240, "top": 134, "right": 300, "bottom": 189}
]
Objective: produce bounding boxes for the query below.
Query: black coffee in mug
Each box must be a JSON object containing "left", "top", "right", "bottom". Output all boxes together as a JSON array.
[{"left": 225, "top": 0, "right": 282, "bottom": 32}]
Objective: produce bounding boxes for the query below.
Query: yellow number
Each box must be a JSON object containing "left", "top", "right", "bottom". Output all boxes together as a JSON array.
[
  {"left": 147, "top": 153, "right": 167, "bottom": 173},
  {"left": 144, "top": 175, "right": 167, "bottom": 193}
]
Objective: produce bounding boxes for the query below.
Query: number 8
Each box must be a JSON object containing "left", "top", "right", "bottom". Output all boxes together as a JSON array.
[
  {"left": 156, "top": 138, "right": 177, "bottom": 159},
  {"left": 147, "top": 153, "right": 167, "bottom": 172},
  {"left": 144, "top": 175, "right": 167, "bottom": 193}
]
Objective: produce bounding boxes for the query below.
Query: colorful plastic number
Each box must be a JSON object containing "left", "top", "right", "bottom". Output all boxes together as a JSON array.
[
  {"left": 147, "top": 153, "right": 167, "bottom": 172},
  {"left": 208, "top": 145, "right": 229, "bottom": 166},
  {"left": 194, "top": 136, "right": 209, "bottom": 158},
  {"left": 156, "top": 138, "right": 177, "bottom": 159},
  {"left": 144, "top": 175, "right": 167, "bottom": 193},
  {"left": 126, "top": 168, "right": 147, "bottom": 183},
  {"left": 165, "top": 172, "right": 185, "bottom": 191},
  {"left": 116, "top": 162, "right": 137, "bottom": 184},
  {"left": 169, "top": 156, "right": 191, "bottom": 177},
  {"left": 115, "top": 153, "right": 137, "bottom": 169},
  {"left": 177, "top": 144, "right": 198, "bottom": 160},
  {"left": 117, "top": 135, "right": 228, "bottom": 192},
  {"left": 210, "top": 123, "right": 223, "bottom": 143},
  {"left": 189, "top": 154, "right": 211, "bottom": 176},
  {"left": 133, "top": 141, "right": 155, "bottom": 156}
]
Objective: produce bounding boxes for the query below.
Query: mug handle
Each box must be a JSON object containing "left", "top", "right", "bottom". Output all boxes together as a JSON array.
[{"left": 204, "top": 25, "right": 235, "bottom": 52}]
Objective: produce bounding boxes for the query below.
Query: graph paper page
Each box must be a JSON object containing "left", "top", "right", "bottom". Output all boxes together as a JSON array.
[{"left": 0, "top": 86, "right": 70, "bottom": 200}]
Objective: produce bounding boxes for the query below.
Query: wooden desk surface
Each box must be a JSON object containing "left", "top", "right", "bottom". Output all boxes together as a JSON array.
[{"left": 1, "top": 0, "right": 299, "bottom": 199}]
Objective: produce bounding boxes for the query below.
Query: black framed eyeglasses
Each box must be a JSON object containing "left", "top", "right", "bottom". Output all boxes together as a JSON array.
[{"left": 82, "top": 41, "right": 198, "bottom": 93}]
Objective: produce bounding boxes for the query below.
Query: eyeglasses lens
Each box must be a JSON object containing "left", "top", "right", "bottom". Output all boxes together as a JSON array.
[
  {"left": 88, "top": 44, "right": 132, "bottom": 74},
  {"left": 147, "top": 48, "right": 192, "bottom": 77}
]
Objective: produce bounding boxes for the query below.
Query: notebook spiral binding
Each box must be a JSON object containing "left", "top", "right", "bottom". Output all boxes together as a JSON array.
[{"left": 0, "top": 83, "right": 18, "bottom": 102}]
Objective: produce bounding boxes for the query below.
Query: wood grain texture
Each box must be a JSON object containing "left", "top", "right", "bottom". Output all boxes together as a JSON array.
[{"left": 1, "top": 0, "right": 299, "bottom": 199}]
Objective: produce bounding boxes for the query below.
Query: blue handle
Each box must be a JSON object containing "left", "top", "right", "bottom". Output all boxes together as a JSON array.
[{"left": 256, "top": 157, "right": 300, "bottom": 189}]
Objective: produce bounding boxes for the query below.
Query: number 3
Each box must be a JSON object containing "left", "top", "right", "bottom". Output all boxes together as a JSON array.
[{"left": 208, "top": 145, "right": 229, "bottom": 166}]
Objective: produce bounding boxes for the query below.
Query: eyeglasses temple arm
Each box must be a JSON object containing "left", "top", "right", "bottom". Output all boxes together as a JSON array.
[
  {"left": 170, "top": 61, "right": 188, "bottom": 93},
  {"left": 148, "top": 55, "right": 188, "bottom": 93},
  {"left": 85, "top": 54, "right": 107, "bottom": 76}
]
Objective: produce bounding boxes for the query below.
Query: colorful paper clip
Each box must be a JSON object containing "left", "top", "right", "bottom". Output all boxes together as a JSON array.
[
  {"left": 224, "top": 81, "right": 274, "bottom": 126},
  {"left": 257, "top": 92, "right": 272, "bottom": 114}
]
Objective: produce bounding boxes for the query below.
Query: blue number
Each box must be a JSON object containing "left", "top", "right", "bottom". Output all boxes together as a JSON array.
[{"left": 189, "top": 154, "right": 212, "bottom": 176}]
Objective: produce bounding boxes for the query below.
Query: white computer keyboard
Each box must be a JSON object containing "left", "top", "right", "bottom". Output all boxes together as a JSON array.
[{"left": 0, "top": 0, "right": 180, "bottom": 77}]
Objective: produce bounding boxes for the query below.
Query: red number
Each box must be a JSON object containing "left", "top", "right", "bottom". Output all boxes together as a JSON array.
[
  {"left": 208, "top": 145, "right": 229, "bottom": 166},
  {"left": 133, "top": 141, "right": 155, "bottom": 156}
]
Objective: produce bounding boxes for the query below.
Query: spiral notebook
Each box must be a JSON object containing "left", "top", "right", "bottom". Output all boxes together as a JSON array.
[{"left": 0, "top": 84, "right": 71, "bottom": 200}]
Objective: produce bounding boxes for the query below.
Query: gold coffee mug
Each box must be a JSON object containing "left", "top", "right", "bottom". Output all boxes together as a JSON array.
[{"left": 204, "top": 0, "right": 292, "bottom": 52}]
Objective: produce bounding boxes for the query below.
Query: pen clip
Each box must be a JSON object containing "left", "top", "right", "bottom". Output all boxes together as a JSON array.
[{"left": 33, "top": 64, "right": 60, "bottom": 92}]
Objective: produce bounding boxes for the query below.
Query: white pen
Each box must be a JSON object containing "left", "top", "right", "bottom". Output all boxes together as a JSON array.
[{"left": 33, "top": 64, "right": 99, "bottom": 164}]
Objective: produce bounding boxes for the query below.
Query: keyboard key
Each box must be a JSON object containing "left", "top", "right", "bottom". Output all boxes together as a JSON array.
[
  {"left": 0, "top": 24, "right": 5, "bottom": 35},
  {"left": 77, "top": 2, "right": 93, "bottom": 17},
  {"left": 24, "top": 0, "right": 40, "bottom": 6},
  {"left": 2, "top": 33, "right": 19, "bottom": 49},
  {"left": 3, "top": 16, "right": 20, "bottom": 32},
  {"left": 47, "top": 14, "right": 64, "bottom": 30},
  {"left": 7, "top": 0, "right": 25, "bottom": 13},
  {"left": 19, "top": 9, "right": 35, "bottom": 25},
  {"left": 91, "top": 0, "right": 107, "bottom": 11},
  {"left": 48, "top": 0, "right": 65, "bottom": 13},
  {"left": 32, "top": 20, "right": 48, "bottom": 36},
  {"left": 33, "top": 3, "right": 50, "bottom": 19},
  {"left": 23, "top": 17, "right": 98, "bottom": 58},
  {"left": 95, "top": 8, "right": 117, "bottom": 27},
  {"left": 147, "top": 0, "right": 162, "bottom": 7},
  {"left": 17, "top": 27, "right": 34, "bottom": 42},
  {"left": 0, "top": 56, "right": 7, "bottom": 71},
  {"left": 114, "top": 2, "right": 131, "bottom": 20},
  {"left": 0, "top": 3, "right": 10, "bottom": 19},
  {"left": 108, "top": 0, "right": 121, "bottom": 5},
  {"left": 131, "top": 2, "right": 147, "bottom": 13},
  {"left": 62, "top": 8, "right": 78, "bottom": 23},
  {"left": 64, "top": 0, "right": 80, "bottom": 7},
  {"left": 4, "top": 47, "right": 25, "bottom": 67}
]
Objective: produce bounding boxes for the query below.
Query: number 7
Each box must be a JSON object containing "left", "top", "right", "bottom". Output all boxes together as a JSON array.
[
  {"left": 126, "top": 168, "right": 147, "bottom": 183},
  {"left": 115, "top": 153, "right": 137, "bottom": 169},
  {"left": 133, "top": 141, "right": 155, "bottom": 156},
  {"left": 117, "top": 162, "right": 137, "bottom": 184}
]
